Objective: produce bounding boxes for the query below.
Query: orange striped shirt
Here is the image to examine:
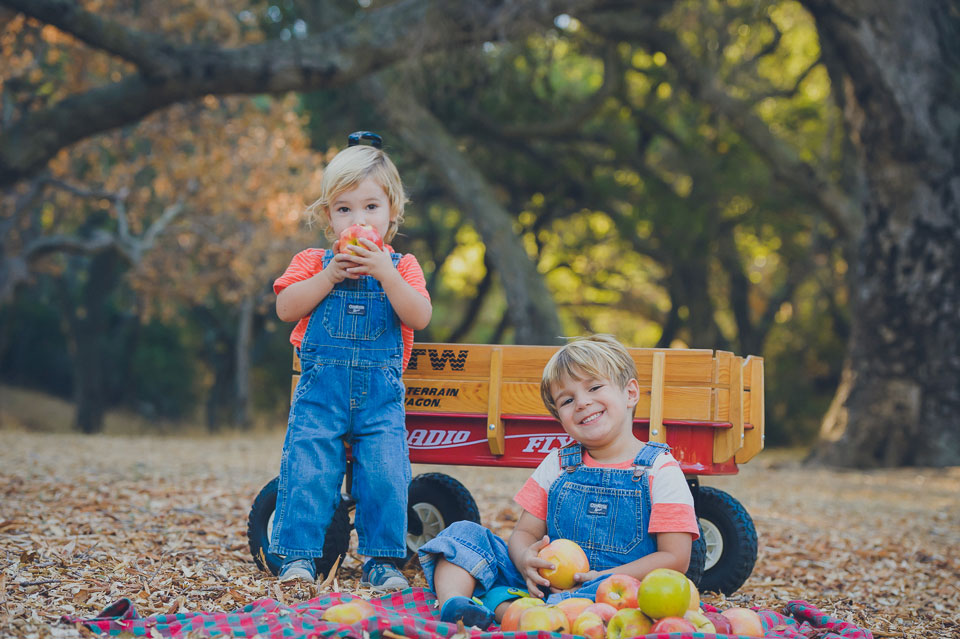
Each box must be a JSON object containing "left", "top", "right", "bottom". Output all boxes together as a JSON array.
[{"left": 273, "top": 247, "right": 429, "bottom": 370}]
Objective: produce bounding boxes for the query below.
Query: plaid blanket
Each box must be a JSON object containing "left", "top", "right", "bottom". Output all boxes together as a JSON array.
[{"left": 61, "top": 587, "right": 873, "bottom": 639}]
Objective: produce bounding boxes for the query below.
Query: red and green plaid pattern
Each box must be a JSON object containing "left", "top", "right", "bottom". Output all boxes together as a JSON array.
[{"left": 61, "top": 587, "right": 872, "bottom": 639}]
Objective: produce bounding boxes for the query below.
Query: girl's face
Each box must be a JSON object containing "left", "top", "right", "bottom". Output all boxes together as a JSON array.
[
  {"left": 328, "top": 177, "right": 395, "bottom": 242},
  {"left": 550, "top": 370, "right": 640, "bottom": 454}
]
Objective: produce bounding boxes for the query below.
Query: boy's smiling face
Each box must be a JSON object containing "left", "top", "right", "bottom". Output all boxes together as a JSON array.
[{"left": 550, "top": 368, "right": 640, "bottom": 456}]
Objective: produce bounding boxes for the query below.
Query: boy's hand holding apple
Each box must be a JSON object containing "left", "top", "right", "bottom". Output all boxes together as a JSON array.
[{"left": 518, "top": 535, "right": 556, "bottom": 598}]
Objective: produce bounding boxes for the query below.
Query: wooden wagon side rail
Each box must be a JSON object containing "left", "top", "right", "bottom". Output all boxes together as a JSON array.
[{"left": 292, "top": 343, "right": 764, "bottom": 467}]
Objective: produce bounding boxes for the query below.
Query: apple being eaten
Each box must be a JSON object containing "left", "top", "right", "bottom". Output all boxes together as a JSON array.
[
  {"left": 605, "top": 608, "right": 652, "bottom": 639},
  {"left": 337, "top": 223, "right": 384, "bottom": 255},
  {"left": 595, "top": 574, "right": 642, "bottom": 610},
  {"left": 537, "top": 539, "right": 590, "bottom": 590},
  {"left": 721, "top": 607, "right": 765, "bottom": 637},
  {"left": 321, "top": 599, "right": 377, "bottom": 624},
  {"left": 636, "top": 568, "right": 691, "bottom": 620}
]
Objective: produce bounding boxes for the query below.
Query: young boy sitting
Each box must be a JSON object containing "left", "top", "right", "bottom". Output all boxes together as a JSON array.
[{"left": 417, "top": 334, "right": 700, "bottom": 629}]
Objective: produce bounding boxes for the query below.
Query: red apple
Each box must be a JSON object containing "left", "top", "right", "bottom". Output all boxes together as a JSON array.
[
  {"left": 572, "top": 611, "right": 606, "bottom": 639},
  {"left": 555, "top": 597, "right": 593, "bottom": 627},
  {"left": 338, "top": 223, "right": 384, "bottom": 254},
  {"left": 636, "top": 568, "right": 691, "bottom": 620},
  {"left": 518, "top": 605, "right": 570, "bottom": 633},
  {"left": 582, "top": 602, "right": 618, "bottom": 623},
  {"left": 703, "top": 611, "right": 734, "bottom": 634},
  {"left": 500, "top": 597, "right": 544, "bottom": 632},
  {"left": 321, "top": 599, "right": 377, "bottom": 624},
  {"left": 650, "top": 616, "right": 697, "bottom": 633},
  {"left": 595, "top": 574, "right": 642, "bottom": 610},
  {"left": 537, "top": 539, "right": 590, "bottom": 590},
  {"left": 606, "top": 608, "right": 652, "bottom": 639},
  {"left": 721, "top": 607, "right": 764, "bottom": 637},
  {"left": 684, "top": 609, "right": 717, "bottom": 633}
]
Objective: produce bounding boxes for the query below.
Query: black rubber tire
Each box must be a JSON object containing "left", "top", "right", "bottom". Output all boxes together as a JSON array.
[
  {"left": 247, "top": 476, "right": 352, "bottom": 577},
  {"left": 695, "top": 486, "right": 757, "bottom": 594},
  {"left": 685, "top": 521, "right": 707, "bottom": 586},
  {"left": 405, "top": 472, "right": 481, "bottom": 560}
]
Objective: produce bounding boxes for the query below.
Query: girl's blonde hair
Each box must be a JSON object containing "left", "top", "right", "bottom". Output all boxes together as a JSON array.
[
  {"left": 306, "top": 145, "right": 408, "bottom": 243},
  {"left": 540, "top": 334, "right": 638, "bottom": 419}
]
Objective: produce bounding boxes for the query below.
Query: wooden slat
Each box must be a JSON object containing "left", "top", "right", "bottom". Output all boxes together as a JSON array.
[
  {"left": 630, "top": 349, "right": 715, "bottom": 385},
  {"left": 648, "top": 352, "right": 666, "bottom": 442},
  {"left": 736, "top": 356, "right": 765, "bottom": 463},
  {"left": 713, "top": 355, "right": 744, "bottom": 463},
  {"left": 486, "top": 347, "right": 505, "bottom": 455},
  {"left": 403, "top": 381, "right": 715, "bottom": 420},
  {"left": 404, "top": 344, "right": 716, "bottom": 385}
]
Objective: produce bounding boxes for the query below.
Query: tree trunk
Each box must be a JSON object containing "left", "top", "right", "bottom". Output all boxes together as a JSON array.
[
  {"left": 366, "top": 76, "right": 564, "bottom": 344},
  {"left": 233, "top": 295, "right": 253, "bottom": 428},
  {"left": 62, "top": 249, "right": 125, "bottom": 434},
  {"left": 806, "top": 0, "right": 960, "bottom": 467}
]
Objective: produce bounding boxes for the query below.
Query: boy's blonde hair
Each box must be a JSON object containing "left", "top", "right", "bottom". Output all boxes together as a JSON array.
[
  {"left": 306, "top": 145, "right": 408, "bottom": 243},
  {"left": 540, "top": 334, "right": 638, "bottom": 419}
]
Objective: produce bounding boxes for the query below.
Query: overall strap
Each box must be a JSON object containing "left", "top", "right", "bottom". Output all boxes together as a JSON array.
[
  {"left": 558, "top": 443, "right": 582, "bottom": 473},
  {"left": 631, "top": 441, "right": 670, "bottom": 480},
  {"left": 321, "top": 248, "right": 334, "bottom": 268}
]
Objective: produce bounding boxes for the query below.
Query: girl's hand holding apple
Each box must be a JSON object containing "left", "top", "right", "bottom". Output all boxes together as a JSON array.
[{"left": 339, "top": 237, "right": 394, "bottom": 280}]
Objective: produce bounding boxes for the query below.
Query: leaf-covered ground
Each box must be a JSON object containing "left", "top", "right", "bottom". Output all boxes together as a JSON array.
[{"left": 1, "top": 430, "right": 957, "bottom": 638}]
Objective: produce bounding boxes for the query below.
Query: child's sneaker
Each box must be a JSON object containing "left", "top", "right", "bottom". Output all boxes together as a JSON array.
[
  {"left": 439, "top": 596, "right": 495, "bottom": 630},
  {"left": 278, "top": 557, "right": 317, "bottom": 583},
  {"left": 360, "top": 559, "right": 409, "bottom": 591}
]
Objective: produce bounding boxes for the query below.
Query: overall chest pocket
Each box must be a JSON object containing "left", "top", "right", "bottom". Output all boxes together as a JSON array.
[
  {"left": 322, "top": 290, "right": 388, "bottom": 340},
  {"left": 551, "top": 482, "right": 645, "bottom": 555}
]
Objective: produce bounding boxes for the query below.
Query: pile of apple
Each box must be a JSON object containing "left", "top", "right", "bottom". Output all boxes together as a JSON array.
[{"left": 501, "top": 539, "right": 765, "bottom": 637}]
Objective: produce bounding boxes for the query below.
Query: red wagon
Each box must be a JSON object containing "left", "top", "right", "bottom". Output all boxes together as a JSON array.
[{"left": 248, "top": 343, "right": 764, "bottom": 594}]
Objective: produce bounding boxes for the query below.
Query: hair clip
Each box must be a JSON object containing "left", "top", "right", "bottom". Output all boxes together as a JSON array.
[{"left": 347, "top": 131, "right": 383, "bottom": 148}]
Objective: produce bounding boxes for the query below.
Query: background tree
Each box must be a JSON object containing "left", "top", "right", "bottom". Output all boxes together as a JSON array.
[
  {"left": 802, "top": 0, "right": 960, "bottom": 467},
  {"left": 1, "top": 0, "right": 957, "bottom": 466}
]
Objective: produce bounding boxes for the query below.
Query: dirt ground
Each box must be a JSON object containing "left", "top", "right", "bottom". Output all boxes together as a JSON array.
[{"left": 1, "top": 429, "right": 958, "bottom": 638}]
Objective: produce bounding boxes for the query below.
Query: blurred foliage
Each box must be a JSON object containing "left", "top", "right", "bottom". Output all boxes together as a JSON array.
[{"left": 1, "top": 0, "right": 852, "bottom": 445}]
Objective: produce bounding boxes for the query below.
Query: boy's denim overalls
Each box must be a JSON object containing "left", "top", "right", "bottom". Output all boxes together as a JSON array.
[
  {"left": 269, "top": 251, "right": 410, "bottom": 560},
  {"left": 418, "top": 441, "right": 669, "bottom": 607}
]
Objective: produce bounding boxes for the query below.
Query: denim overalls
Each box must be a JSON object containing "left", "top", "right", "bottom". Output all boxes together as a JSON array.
[
  {"left": 269, "top": 250, "right": 411, "bottom": 560},
  {"left": 419, "top": 441, "right": 669, "bottom": 607}
]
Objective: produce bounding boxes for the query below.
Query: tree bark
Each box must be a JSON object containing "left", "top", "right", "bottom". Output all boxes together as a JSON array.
[
  {"left": 233, "top": 295, "right": 254, "bottom": 428},
  {"left": 0, "top": 0, "right": 603, "bottom": 187},
  {"left": 366, "top": 76, "right": 564, "bottom": 344},
  {"left": 806, "top": 0, "right": 960, "bottom": 467},
  {"left": 59, "top": 249, "right": 126, "bottom": 434}
]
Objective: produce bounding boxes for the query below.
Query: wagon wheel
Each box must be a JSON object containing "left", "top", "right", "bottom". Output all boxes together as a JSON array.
[
  {"left": 405, "top": 473, "right": 480, "bottom": 560},
  {"left": 246, "top": 476, "right": 351, "bottom": 577},
  {"left": 695, "top": 486, "right": 757, "bottom": 594},
  {"left": 685, "top": 520, "right": 707, "bottom": 586}
]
